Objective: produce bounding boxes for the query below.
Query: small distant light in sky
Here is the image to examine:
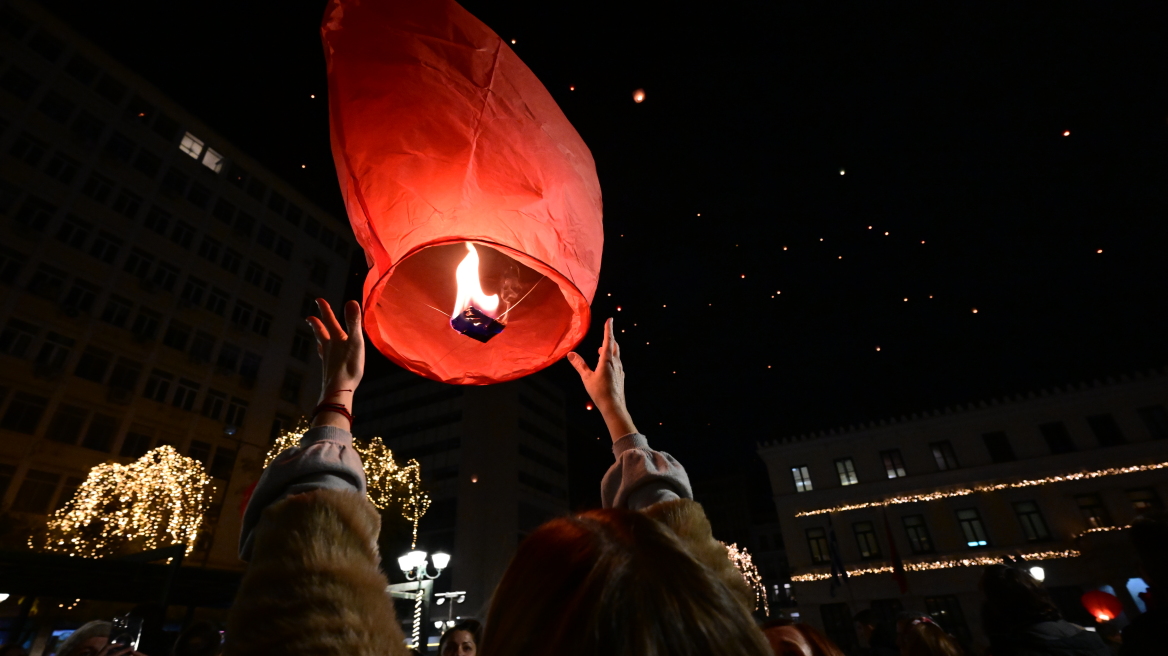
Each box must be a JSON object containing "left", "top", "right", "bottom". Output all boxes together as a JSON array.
[
  {"left": 621, "top": 329, "right": 625, "bottom": 332},
  {"left": 646, "top": 342, "right": 650, "bottom": 345},
  {"left": 673, "top": 371, "right": 676, "bottom": 374},
  {"left": 819, "top": 238, "right": 824, "bottom": 241},
  {"left": 741, "top": 274, "right": 745, "bottom": 278},
  {"left": 137, "top": 112, "right": 145, "bottom": 117},
  {"left": 471, "top": 475, "right": 479, "bottom": 483},
  {"left": 929, "top": 295, "right": 934, "bottom": 298},
  {"left": 633, "top": 89, "right": 646, "bottom": 103},
  {"left": 607, "top": 293, "right": 611, "bottom": 296},
  {"left": 972, "top": 308, "right": 979, "bottom": 314},
  {"left": 838, "top": 256, "right": 843, "bottom": 259},
  {"left": 310, "top": 94, "right": 315, "bottom": 99},
  {"left": 776, "top": 291, "right": 781, "bottom": 294},
  {"left": 921, "top": 240, "right": 926, "bottom": 244},
  {"left": 884, "top": 231, "right": 889, "bottom": 236},
  {"left": 663, "top": 304, "right": 667, "bottom": 308},
  {"left": 511, "top": 39, "right": 517, "bottom": 44},
  {"left": 697, "top": 213, "right": 701, "bottom": 216},
  {"left": 1063, "top": 130, "right": 1070, "bottom": 136},
  {"left": 868, "top": 226, "right": 872, "bottom": 229},
  {"left": 1096, "top": 249, "right": 1103, "bottom": 254},
  {"left": 876, "top": 346, "right": 881, "bottom": 352},
  {"left": 903, "top": 298, "right": 908, "bottom": 302},
  {"left": 768, "top": 365, "right": 772, "bottom": 368},
  {"left": 301, "top": 164, "right": 306, "bottom": 169},
  {"left": 586, "top": 403, "right": 593, "bottom": 410},
  {"left": 783, "top": 246, "right": 788, "bottom": 250},
  {"left": 616, "top": 306, "right": 622, "bottom": 311},
  {"left": 569, "top": 86, "right": 575, "bottom": 91},
  {"left": 840, "top": 169, "right": 846, "bottom": 175}
]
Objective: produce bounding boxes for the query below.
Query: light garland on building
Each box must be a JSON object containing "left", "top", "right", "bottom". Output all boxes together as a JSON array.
[
  {"left": 33, "top": 446, "right": 212, "bottom": 558},
  {"left": 264, "top": 423, "right": 432, "bottom": 548},
  {"left": 1076, "top": 525, "right": 1131, "bottom": 538},
  {"left": 790, "top": 549, "right": 1080, "bottom": 582},
  {"left": 795, "top": 461, "right": 1168, "bottom": 517},
  {"left": 724, "top": 542, "right": 769, "bottom": 616}
]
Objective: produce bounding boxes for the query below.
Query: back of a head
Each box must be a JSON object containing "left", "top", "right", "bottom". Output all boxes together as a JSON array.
[
  {"left": 901, "top": 621, "right": 964, "bottom": 656},
  {"left": 979, "top": 564, "right": 1060, "bottom": 633},
  {"left": 171, "top": 621, "right": 222, "bottom": 656},
  {"left": 1130, "top": 512, "right": 1168, "bottom": 588},
  {"left": 791, "top": 623, "right": 846, "bottom": 656},
  {"left": 480, "top": 507, "right": 771, "bottom": 656},
  {"left": 56, "top": 621, "right": 111, "bottom": 656}
]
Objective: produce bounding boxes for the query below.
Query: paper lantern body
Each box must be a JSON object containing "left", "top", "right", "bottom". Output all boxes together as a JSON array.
[
  {"left": 1080, "top": 590, "right": 1123, "bottom": 622},
  {"left": 322, "top": 0, "right": 603, "bottom": 385}
]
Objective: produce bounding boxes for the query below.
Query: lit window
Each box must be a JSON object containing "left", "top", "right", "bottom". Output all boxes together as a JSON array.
[
  {"left": 179, "top": 131, "right": 204, "bottom": 159},
  {"left": 805, "top": 528, "right": 829, "bottom": 564},
  {"left": 791, "top": 466, "right": 813, "bottom": 493},
  {"left": 902, "top": 515, "right": 933, "bottom": 554},
  {"left": 931, "top": 441, "right": 960, "bottom": 471},
  {"left": 835, "top": 458, "right": 858, "bottom": 486},
  {"left": 1075, "top": 494, "right": 1112, "bottom": 529},
  {"left": 956, "top": 508, "right": 989, "bottom": 547},
  {"left": 1013, "top": 501, "right": 1051, "bottom": 542},
  {"left": 201, "top": 147, "right": 225, "bottom": 173},
  {"left": 881, "top": 449, "right": 907, "bottom": 478},
  {"left": 1128, "top": 488, "right": 1163, "bottom": 512},
  {"left": 853, "top": 521, "right": 881, "bottom": 559}
]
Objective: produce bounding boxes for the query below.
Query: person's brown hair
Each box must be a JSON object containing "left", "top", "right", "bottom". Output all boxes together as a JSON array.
[
  {"left": 900, "top": 621, "right": 965, "bottom": 656},
  {"left": 979, "top": 564, "right": 1060, "bottom": 633},
  {"left": 479, "top": 505, "right": 771, "bottom": 656}
]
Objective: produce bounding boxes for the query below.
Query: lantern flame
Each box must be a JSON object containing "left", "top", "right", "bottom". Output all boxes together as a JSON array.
[{"left": 452, "top": 243, "right": 499, "bottom": 319}]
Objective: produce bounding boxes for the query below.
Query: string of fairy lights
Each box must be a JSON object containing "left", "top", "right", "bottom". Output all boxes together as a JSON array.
[
  {"left": 33, "top": 446, "right": 212, "bottom": 558},
  {"left": 265, "top": 420, "right": 432, "bottom": 548},
  {"left": 795, "top": 461, "right": 1168, "bottom": 517},
  {"left": 790, "top": 549, "right": 1080, "bottom": 583},
  {"left": 724, "top": 542, "right": 769, "bottom": 616}
]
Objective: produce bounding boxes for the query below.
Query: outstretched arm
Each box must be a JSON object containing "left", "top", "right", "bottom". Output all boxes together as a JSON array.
[{"left": 568, "top": 318, "right": 691, "bottom": 510}]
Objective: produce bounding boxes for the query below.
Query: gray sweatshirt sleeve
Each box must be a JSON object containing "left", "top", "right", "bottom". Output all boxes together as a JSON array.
[
  {"left": 600, "top": 433, "right": 692, "bottom": 510},
  {"left": 238, "top": 425, "right": 367, "bottom": 561}
]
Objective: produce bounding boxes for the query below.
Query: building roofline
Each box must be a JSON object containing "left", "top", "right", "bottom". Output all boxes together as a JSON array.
[{"left": 757, "top": 365, "right": 1168, "bottom": 451}]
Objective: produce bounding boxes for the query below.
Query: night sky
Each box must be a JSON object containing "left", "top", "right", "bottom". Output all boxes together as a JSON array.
[{"left": 43, "top": 0, "right": 1168, "bottom": 487}]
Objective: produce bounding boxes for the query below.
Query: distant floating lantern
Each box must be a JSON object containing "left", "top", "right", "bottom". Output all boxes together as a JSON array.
[
  {"left": 633, "top": 89, "right": 646, "bottom": 103},
  {"left": 1063, "top": 130, "right": 1071, "bottom": 136},
  {"left": 1080, "top": 590, "right": 1122, "bottom": 622},
  {"left": 323, "top": 0, "right": 603, "bottom": 384}
]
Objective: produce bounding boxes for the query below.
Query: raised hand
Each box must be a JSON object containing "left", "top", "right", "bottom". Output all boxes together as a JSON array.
[
  {"left": 567, "top": 318, "right": 638, "bottom": 442},
  {"left": 306, "top": 299, "right": 365, "bottom": 428}
]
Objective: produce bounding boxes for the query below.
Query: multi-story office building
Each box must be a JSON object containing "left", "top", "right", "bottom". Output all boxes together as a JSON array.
[
  {"left": 0, "top": 0, "right": 352, "bottom": 571},
  {"left": 353, "top": 368, "right": 570, "bottom": 618},
  {"left": 758, "top": 370, "right": 1168, "bottom": 651}
]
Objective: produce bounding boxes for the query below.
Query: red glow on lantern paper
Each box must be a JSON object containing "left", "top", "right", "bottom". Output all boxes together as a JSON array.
[
  {"left": 323, "top": 0, "right": 603, "bottom": 384},
  {"left": 1080, "top": 590, "right": 1122, "bottom": 622}
]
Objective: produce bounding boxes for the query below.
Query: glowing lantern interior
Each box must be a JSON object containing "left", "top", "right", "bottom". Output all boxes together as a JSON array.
[{"left": 1080, "top": 590, "right": 1123, "bottom": 622}]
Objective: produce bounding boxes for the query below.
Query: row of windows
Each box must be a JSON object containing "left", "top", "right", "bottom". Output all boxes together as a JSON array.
[
  {"left": 0, "top": 26, "right": 351, "bottom": 264},
  {"left": 1, "top": 166, "right": 299, "bottom": 294},
  {"left": 0, "top": 387, "right": 238, "bottom": 480},
  {"left": 790, "top": 407, "right": 1168, "bottom": 491},
  {"left": 804, "top": 489, "right": 1163, "bottom": 563}
]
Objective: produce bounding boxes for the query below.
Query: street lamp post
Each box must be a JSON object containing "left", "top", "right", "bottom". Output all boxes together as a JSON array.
[
  {"left": 432, "top": 591, "right": 468, "bottom": 634},
  {"left": 398, "top": 550, "right": 449, "bottom": 652}
]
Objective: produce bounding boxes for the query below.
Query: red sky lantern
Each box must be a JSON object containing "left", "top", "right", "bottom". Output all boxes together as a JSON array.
[
  {"left": 1080, "top": 590, "right": 1123, "bottom": 622},
  {"left": 322, "top": 0, "right": 603, "bottom": 385}
]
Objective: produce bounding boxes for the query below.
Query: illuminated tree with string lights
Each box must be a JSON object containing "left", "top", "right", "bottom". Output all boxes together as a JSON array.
[
  {"left": 265, "top": 421, "right": 431, "bottom": 547},
  {"left": 33, "top": 445, "right": 212, "bottom": 558}
]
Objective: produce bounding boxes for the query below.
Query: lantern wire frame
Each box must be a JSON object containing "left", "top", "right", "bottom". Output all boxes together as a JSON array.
[
  {"left": 33, "top": 445, "right": 213, "bottom": 558},
  {"left": 265, "top": 419, "right": 432, "bottom": 547}
]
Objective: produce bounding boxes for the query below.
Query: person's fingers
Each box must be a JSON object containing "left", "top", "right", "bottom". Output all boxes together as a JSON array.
[
  {"left": 317, "top": 298, "right": 347, "bottom": 341},
  {"left": 344, "top": 300, "right": 363, "bottom": 339},
  {"left": 566, "top": 352, "right": 593, "bottom": 378},
  {"left": 306, "top": 316, "right": 330, "bottom": 344}
]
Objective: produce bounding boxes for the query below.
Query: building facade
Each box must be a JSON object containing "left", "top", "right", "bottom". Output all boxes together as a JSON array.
[
  {"left": 758, "top": 370, "right": 1168, "bottom": 652},
  {"left": 353, "top": 368, "right": 570, "bottom": 619},
  {"left": 0, "top": 0, "right": 352, "bottom": 571}
]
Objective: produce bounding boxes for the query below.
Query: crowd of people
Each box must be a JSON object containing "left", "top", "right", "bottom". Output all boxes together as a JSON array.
[{"left": 4, "top": 299, "right": 1163, "bottom": 656}]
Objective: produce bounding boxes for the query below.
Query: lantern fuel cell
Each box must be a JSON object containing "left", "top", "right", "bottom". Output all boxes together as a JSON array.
[
  {"left": 324, "top": 0, "right": 602, "bottom": 385},
  {"left": 451, "top": 307, "right": 505, "bottom": 342}
]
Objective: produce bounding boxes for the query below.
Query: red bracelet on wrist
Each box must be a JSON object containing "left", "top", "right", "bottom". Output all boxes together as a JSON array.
[{"left": 312, "top": 402, "right": 354, "bottom": 427}]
